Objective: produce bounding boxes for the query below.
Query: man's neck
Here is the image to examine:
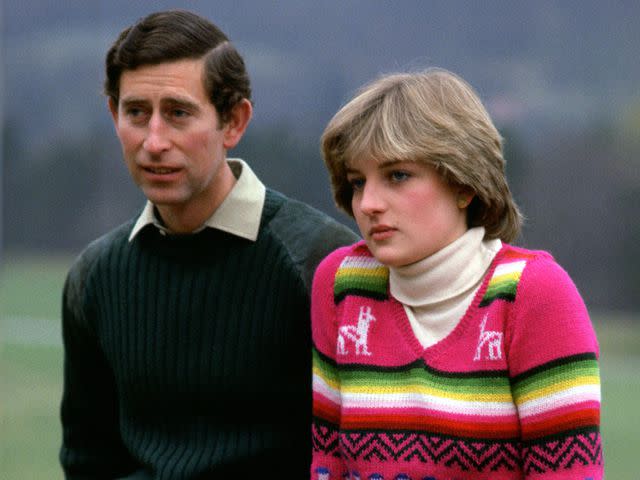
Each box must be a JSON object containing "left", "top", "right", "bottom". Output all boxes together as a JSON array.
[{"left": 155, "top": 162, "right": 237, "bottom": 234}]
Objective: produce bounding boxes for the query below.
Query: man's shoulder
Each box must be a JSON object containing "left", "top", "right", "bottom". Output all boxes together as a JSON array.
[
  {"left": 63, "top": 218, "right": 137, "bottom": 314},
  {"left": 262, "top": 189, "right": 360, "bottom": 292},
  {"left": 265, "top": 188, "right": 357, "bottom": 237},
  {"left": 66, "top": 218, "right": 137, "bottom": 283}
]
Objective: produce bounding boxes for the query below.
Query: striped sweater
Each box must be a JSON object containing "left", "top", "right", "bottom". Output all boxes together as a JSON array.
[{"left": 311, "top": 241, "right": 602, "bottom": 480}]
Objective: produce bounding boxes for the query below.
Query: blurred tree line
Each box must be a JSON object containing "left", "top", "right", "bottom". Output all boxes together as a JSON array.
[{"left": 2, "top": 104, "right": 639, "bottom": 311}]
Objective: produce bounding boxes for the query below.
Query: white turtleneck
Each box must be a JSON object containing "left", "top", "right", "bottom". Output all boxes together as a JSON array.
[{"left": 389, "top": 227, "right": 502, "bottom": 348}]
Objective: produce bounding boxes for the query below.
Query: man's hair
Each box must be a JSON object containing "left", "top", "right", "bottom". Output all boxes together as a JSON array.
[
  {"left": 104, "top": 9, "right": 251, "bottom": 123},
  {"left": 321, "top": 68, "right": 523, "bottom": 242}
]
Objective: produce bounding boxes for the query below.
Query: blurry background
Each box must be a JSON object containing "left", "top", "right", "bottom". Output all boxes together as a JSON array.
[{"left": 1, "top": 1, "right": 638, "bottom": 478}]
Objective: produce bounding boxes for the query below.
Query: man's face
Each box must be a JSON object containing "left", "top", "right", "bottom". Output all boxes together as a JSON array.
[{"left": 110, "top": 58, "right": 238, "bottom": 225}]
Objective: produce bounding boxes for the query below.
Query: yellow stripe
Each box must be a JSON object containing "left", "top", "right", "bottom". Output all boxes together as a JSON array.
[
  {"left": 341, "top": 383, "right": 513, "bottom": 402},
  {"left": 337, "top": 266, "right": 388, "bottom": 277},
  {"left": 516, "top": 375, "right": 601, "bottom": 403},
  {"left": 488, "top": 271, "right": 522, "bottom": 286},
  {"left": 312, "top": 366, "right": 340, "bottom": 390}
]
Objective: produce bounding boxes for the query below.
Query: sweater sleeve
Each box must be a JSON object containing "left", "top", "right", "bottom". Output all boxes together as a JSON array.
[
  {"left": 506, "top": 254, "right": 603, "bottom": 479},
  {"left": 310, "top": 247, "right": 349, "bottom": 479},
  {"left": 59, "top": 250, "right": 138, "bottom": 479}
]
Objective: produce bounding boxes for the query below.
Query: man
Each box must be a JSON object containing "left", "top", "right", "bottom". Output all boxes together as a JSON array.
[{"left": 59, "top": 10, "right": 358, "bottom": 479}]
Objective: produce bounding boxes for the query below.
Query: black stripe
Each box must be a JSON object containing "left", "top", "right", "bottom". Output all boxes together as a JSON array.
[
  {"left": 510, "top": 352, "right": 598, "bottom": 384},
  {"left": 334, "top": 288, "right": 388, "bottom": 305}
]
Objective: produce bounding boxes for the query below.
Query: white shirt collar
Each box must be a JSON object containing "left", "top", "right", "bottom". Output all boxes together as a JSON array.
[{"left": 128, "top": 158, "right": 266, "bottom": 242}]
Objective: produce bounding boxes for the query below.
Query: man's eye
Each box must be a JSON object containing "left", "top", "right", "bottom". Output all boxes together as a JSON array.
[
  {"left": 172, "top": 109, "right": 189, "bottom": 118},
  {"left": 126, "top": 108, "right": 144, "bottom": 117}
]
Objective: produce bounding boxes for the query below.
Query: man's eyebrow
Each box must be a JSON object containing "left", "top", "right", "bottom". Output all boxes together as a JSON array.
[
  {"left": 120, "top": 97, "right": 149, "bottom": 107},
  {"left": 119, "top": 96, "right": 201, "bottom": 111},
  {"left": 161, "top": 97, "right": 201, "bottom": 111}
]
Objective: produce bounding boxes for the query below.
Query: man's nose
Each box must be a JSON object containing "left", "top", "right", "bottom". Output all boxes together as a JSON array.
[{"left": 142, "top": 115, "right": 171, "bottom": 154}]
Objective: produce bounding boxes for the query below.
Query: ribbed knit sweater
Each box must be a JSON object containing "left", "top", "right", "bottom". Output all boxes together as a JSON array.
[
  {"left": 311, "top": 241, "right": 603, "bottom": 480},
  {"left": 59, "top": 189, "right": 359, "bottom": 479}
]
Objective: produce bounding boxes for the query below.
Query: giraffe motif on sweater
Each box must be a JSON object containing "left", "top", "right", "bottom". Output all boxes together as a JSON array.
[
  {"left": 338, "top": 306, "right": 376, "bottom": 356},
  {"left": 474, "top": 314, "right": 503, "bottom": 361}
]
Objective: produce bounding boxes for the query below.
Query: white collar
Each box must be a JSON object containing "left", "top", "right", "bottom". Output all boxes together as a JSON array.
[
  {"left": 389, "top": 227, "right": 502, "bottom": 306},
  {"left": 128, "top": 158, "right": 266, "bottom": 242}
]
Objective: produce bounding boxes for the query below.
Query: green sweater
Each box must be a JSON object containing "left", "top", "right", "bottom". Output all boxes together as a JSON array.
[{"left": 60, "top": 189, "right": 358, "bottom": 479}]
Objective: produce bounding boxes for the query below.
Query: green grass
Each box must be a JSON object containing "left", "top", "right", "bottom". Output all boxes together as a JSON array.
[
  {"left": 2, "top": 344, "right": 64, "bottom": 479},
  {"left": 1, "top": 254, "right": 639, "bottom": 478},
  {"left": 1, "top": 253, "right": 74, "bottom": 318}
]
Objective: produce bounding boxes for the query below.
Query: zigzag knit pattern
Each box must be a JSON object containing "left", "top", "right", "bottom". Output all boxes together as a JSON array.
[{"left": 311, "top": 242, "right": 603, "bottom": 479}]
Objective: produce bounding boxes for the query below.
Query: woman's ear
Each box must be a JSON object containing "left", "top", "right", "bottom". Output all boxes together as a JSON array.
[
  {"left": 222, "top": 99, "right": 253, "bottom": 150},
  {"left": 456, "top": 188, "right": 475, "bottom": 209}
]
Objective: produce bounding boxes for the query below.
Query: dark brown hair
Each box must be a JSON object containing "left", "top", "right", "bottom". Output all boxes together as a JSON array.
[{"left": 104, "top": 10, "right": 251, "bottom": 123}]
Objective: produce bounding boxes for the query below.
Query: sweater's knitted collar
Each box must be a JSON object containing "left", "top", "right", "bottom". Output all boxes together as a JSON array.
[
  {"left": 389, "top": 227, "right": 502, "bottom": 306},
  {"left": 129, "top": 158, "right": 266, "bottom": 242}
]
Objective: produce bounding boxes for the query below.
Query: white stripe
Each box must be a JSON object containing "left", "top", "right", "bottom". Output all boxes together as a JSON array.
[
  {"left": 312, "top": 372, "right": 341, "bottom": 405},
  {"left": 340, "top": 391, "right": 518, "bottom": 416},
  {"left": 518, "top": 384, "right": 601, "bottom": 418},
  {"left": 340, "top": 256, "right": 385, "bottom": 270},
  {"left": 492, "top": 260, "right": 527, "bottom": 278}
]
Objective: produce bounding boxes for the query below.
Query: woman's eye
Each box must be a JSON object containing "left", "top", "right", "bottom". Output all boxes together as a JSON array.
[
  {"left": 349, "top": 178, "right": 365, "bottom": 191},
  {"left": 390, "top": 170, "right": 410, "bottom": 182}
]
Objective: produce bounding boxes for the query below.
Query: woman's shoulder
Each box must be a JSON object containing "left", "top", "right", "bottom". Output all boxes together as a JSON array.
[
  {"left": 497, "top": 243, "right": 572, "bottom": 282},
  {"left": 313, "top": 240, "right": 378, "bottom": 289},
  {"left": 318, "top": 240, "right": 372, "bottom": 267},
  {"left": 484, "top": 242, "right": 583, "bottom": 307}
]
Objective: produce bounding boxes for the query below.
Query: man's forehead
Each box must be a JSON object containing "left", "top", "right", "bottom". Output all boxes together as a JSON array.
[{"left": 118, "top": 59, "right": 207, "bottom": 101}]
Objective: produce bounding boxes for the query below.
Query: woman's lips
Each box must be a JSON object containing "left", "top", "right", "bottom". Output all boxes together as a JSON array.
[{"left": 369, "top": 225, "right": 396, "bottom": 241}]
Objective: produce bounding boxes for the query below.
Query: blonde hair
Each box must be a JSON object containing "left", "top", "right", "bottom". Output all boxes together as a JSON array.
[{"left": 321, "top": 68, "right": 523, "bottom": 242}]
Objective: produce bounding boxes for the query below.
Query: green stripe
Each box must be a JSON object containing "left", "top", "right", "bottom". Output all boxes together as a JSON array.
[
  {"left": 334, "top": 273, "right": 388, "bottom": 297},
  {"left": 479, "top": 281, "right": 519, "bottom": 307},
  {"left": 512, "top": 359, "right": 600, "bottom": 396},
  {"left": 312, "top": 348, "right": 340, "bottom": 384},
  {"left": 313, "top": 349, "right": 511, "bottom": 395},
  {"left": 340, "top": 366, "right": 510, "bottom": 394},
  {"left": 483, "top": 279, "right": 518, "bottom": 299}
]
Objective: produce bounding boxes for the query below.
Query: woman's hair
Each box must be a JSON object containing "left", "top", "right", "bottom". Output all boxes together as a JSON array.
[
  {"left": 321, "top": 68, "right": 523, "bottom": 242},
  {"left": 104, "top": 10, "right": 251, "bottom": 124}
]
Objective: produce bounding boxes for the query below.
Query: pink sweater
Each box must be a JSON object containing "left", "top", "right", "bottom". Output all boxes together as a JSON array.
[{"left": 311, "top": 241, "right": 602, "bottom": 480}]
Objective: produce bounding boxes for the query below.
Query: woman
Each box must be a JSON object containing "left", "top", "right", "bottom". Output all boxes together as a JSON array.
[{"left": 311, "top": 68, "right": 602, "bottom": 479}]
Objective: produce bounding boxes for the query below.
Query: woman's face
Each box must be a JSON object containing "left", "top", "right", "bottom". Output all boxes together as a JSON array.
[{"left": 347, "top": 157, "right": 469, "bottom": 267}]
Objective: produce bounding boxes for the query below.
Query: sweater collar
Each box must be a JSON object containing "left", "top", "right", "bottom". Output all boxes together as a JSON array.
[
  {"left": 389, "top": 227, "right": 501, "bottom": 306},
  {"left": 129, "top": 158, "right": 266, "bottom": 242}
]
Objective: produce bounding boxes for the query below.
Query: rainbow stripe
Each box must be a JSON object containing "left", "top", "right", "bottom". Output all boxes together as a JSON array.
[
  {"left": 313, "top": 348, "right": 519, "bottom": 439},
  {"left": 334, "top": 255, "right": 389, "bottom": 303},
  {"left": 479, "top": 252, "right": 533, "bottom": 306},
  {"left": 313, "top": 348, "right": 600, "bottom": 442},
  {"left": 512, "top": 353, "right": 601, "bottom": 441}
]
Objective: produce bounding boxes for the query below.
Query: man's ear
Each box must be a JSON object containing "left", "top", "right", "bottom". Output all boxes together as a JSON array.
[
  {"left": 108, "top": 98, "right": 119, "bottom": 125},
  {"left": 222, "top": 99, "right": 253, "bottom": 150}
]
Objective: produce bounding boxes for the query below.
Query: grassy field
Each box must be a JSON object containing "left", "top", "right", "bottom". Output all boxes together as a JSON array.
[{"left": 1, "top": 253, "right": 638, "bottom": 479}]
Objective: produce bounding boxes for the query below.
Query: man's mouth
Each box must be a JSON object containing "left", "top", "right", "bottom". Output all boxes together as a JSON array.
[{"left": 144, "top": 167, "right": 180, "bottom": 174}]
